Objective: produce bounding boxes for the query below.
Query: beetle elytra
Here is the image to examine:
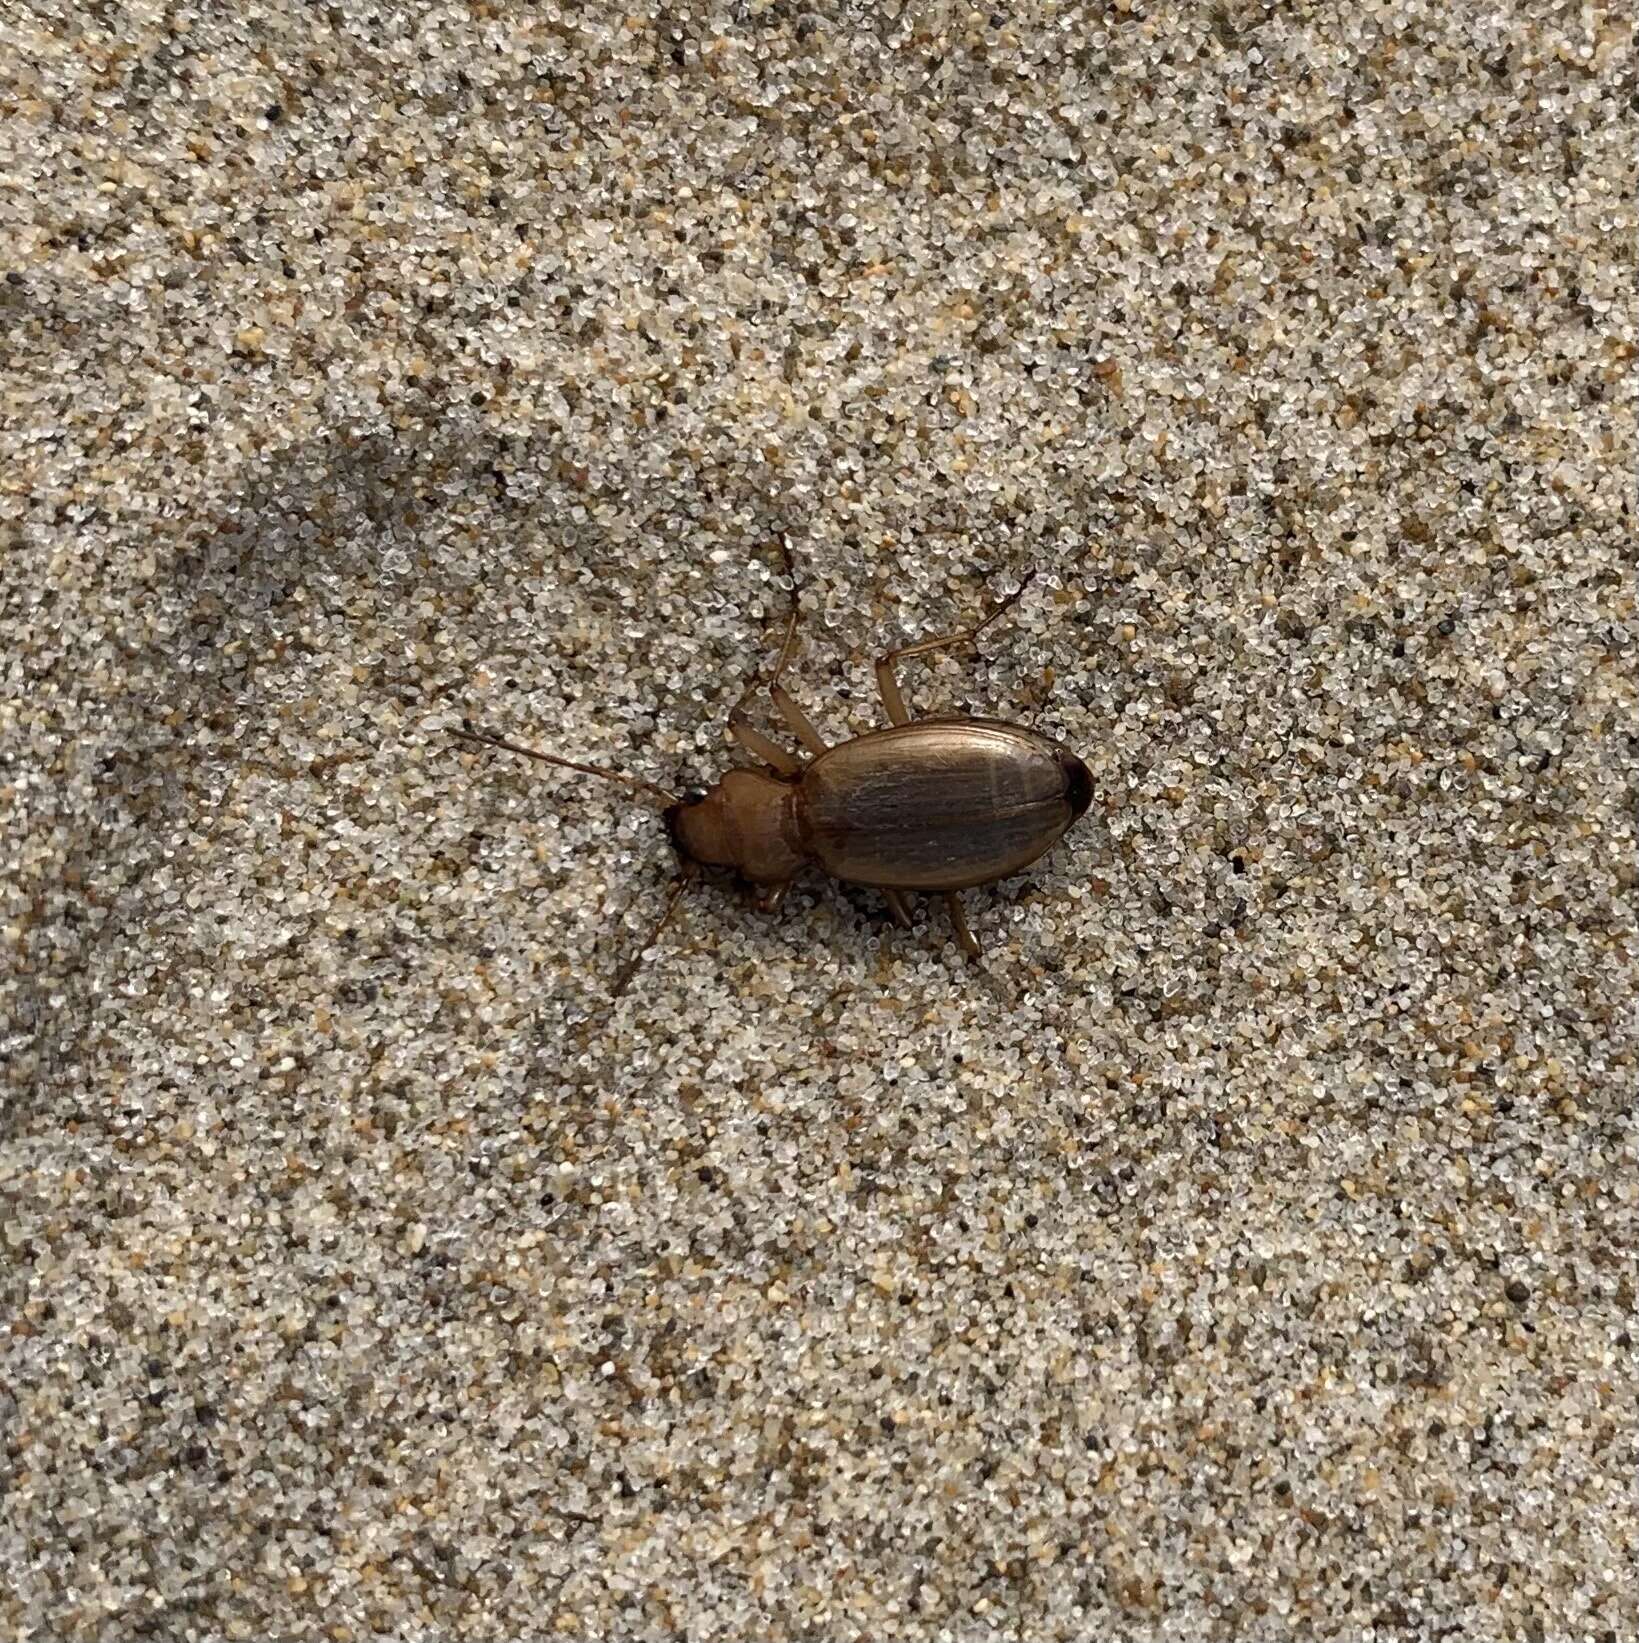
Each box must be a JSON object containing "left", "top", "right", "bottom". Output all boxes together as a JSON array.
[{"left": 453, "top": 551, "right": 1092, "bottom": 990}]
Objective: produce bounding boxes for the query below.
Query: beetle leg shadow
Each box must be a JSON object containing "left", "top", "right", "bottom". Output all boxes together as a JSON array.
[
  {"left": 944, "top": 895, "right": 1018, "bottom": 1004},
  {"left": 972, "top": 963, "right": 1017, "bottom": 1008}
]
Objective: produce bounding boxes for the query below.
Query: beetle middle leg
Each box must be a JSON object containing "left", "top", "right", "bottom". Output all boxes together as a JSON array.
[
  {"left": 874, "top": 571, "right": 1036, "bottom": 726},
  {"left": 944, "top": 893, "right": 983, "bottom": 960}
]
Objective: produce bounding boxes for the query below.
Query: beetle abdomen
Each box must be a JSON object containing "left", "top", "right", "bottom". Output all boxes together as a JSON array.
[{"left": 798, "top": 719, "right": 1090, "bottom": 892}]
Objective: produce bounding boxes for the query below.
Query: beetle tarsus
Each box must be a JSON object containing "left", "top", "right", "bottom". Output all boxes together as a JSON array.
[{"left": 731, "top": 538, "right": 833, "bottom": 760}]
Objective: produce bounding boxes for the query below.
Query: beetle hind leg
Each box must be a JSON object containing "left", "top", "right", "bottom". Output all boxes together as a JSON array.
[{"left": 882, "top": 888, "right": 914, "bottom": 930}]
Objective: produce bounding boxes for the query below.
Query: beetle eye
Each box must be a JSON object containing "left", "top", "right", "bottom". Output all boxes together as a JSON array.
[{"left": 682, "top": 784, "right": 709, "bottom": 806}]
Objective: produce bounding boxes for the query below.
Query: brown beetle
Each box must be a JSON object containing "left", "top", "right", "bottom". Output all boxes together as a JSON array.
[{"left": 453, "top": 554, "right": 1092, "bottom": 988}]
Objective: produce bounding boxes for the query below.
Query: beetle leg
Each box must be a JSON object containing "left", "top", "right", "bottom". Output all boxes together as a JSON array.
[
  {"left": 770, "top": 683, "right": 829, "bottom": 757},
  {"left": 874, "top": 571, "right": 1037, "bottom": 725},
  {"left": 873, "top": 657, "right": 913, "bottom": 727},
  {"left": 944, "top": 893, "right": 983, "bottom": 960},
  {"left": 882, "top": 888, "right": 914, "bottom": 930},
  {"left": 610, "top": 871, "right": 695, "bottom": 997},
  {"left": 728, "top": 713, "right": 803, "bottom": 776},
  {"left": 729, "top": 536, "right": 829, "bottom": 757}
]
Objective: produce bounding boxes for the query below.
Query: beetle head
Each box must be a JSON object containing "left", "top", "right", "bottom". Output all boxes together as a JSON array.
[
  {"left": 663, "top": 788, "right": 709, "bottom": 862},
  {"left": 664, "top": 779, "right": 745, "bottom": 868}
]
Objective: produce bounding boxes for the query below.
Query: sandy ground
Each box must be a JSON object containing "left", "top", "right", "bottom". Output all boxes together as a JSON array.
[{"left": 3, "top": 2, "right": 1637, "bottom": 1638}]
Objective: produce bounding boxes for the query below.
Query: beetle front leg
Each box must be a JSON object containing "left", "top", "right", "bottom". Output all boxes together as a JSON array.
[
  {"left": 610, "top": 870, "right": 696, "bottom": 997},
  {"left": 769, "top": 683, "right": 828, "bottom": 757},
  {"left": 729, "top": 537, "right": 831, "bottom": 758},
  {"left": 729, "top": 713, "right": 803, "bottom": 776},
  {"left": 874, "top": 571, "right": 1036, "bottom": 725}
]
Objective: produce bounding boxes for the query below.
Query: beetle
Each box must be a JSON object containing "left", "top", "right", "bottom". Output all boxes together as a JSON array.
[{"left": 452, "top": 550, "right": 1092, "bottom": 989}]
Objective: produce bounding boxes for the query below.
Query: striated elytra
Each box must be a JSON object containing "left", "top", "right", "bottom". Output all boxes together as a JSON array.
[
  {"left": 671, "top": 718, "right": 1091, "bottom": 895},
  {"left": 453, "top": 548, "right": 1094, "bottom": 989}
]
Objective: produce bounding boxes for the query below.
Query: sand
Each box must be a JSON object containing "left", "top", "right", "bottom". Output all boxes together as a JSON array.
[{"left": 3, "top": 1, "right": 1636, "bottom": 1638}]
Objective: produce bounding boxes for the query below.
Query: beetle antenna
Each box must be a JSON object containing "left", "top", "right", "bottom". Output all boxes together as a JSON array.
[
  {"left": 976, "top": 566, "right": 1037, "bottom": 637},
  {"left": 451, "top": 721, "right": 679, "bottom": 807},
  {"left": 611, "top": 870, "right": 695, "bottom": 996}
]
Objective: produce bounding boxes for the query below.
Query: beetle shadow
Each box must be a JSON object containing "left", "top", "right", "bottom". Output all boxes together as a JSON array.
[
  {"left": 33, "top": 415, "right": 616, "bottom": 1115},
  {"left": 95, "top": 419, "right": 496, "bottom": 853}
]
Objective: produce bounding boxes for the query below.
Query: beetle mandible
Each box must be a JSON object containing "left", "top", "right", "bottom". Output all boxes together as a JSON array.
[{"left": 453, "top": 548, "right": 1093, "bottom": 990}]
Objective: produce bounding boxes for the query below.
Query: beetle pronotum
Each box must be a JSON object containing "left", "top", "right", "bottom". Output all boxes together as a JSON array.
[{"left": 453, "top": 550, "right": 1093, "bottom": 991}]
